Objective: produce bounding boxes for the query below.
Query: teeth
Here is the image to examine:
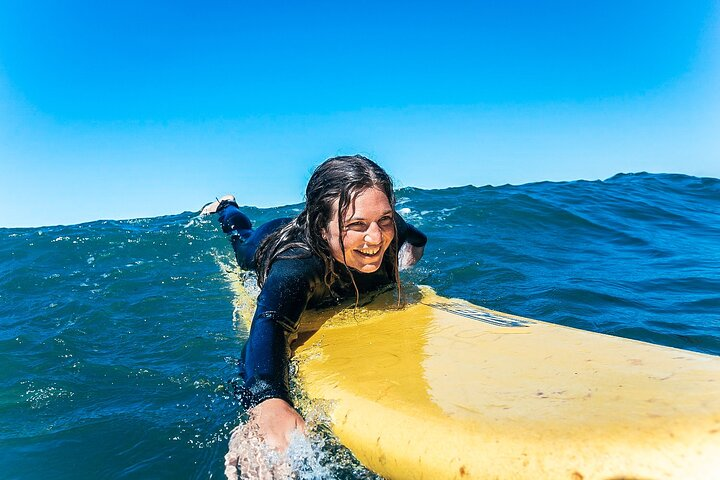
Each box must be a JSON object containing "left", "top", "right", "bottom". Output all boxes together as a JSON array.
[{"left": 359, "top": 248, "right": 379, "bottom": 255}]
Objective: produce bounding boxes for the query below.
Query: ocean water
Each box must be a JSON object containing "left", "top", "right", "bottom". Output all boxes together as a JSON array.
[{"left": 1, "top": 172, "right": 719, "bottom": 479}]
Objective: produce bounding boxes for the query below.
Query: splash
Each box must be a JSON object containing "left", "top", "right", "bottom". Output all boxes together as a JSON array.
[
  {"left": 223, "top": 402, "right": 381, "bottom": 480},
  {"left": 224, "top": 419, "right": 293, "bottom": 480}
]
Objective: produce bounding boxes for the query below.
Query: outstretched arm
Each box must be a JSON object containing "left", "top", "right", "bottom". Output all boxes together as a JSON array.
[{"left": 238, "top": 256, "right": 317, "bottom": 450}]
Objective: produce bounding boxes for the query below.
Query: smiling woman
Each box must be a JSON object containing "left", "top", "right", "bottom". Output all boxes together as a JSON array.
[
  {"left": 200, "top": 155, "right": 427, "bottom": 476},
  {"left": 324, "top": 186, "right": 396, "bottom": 273}
]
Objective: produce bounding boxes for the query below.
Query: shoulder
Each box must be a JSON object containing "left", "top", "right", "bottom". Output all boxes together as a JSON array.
[
  {"left": 267, "top": 247, "right": 324, "bottom": 284},
  {"left": 395, "top": 212, "right": 427, "bottom": 247}
]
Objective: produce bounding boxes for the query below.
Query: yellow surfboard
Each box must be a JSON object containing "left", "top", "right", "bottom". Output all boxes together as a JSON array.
[{"left": 229, "top": 275, "right": 720, "bottom": 480}]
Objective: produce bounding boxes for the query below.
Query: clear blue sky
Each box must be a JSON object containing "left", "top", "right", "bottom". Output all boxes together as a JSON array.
[{"left": 1, "top": 1, "right": 719, "bottom": 227}]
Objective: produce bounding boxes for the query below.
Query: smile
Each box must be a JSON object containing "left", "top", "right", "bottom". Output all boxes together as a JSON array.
[{"left": 356, "top": 247, "right": 380, "bottom": 257}]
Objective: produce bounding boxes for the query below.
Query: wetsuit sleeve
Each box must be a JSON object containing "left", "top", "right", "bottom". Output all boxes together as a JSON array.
[
  {"left": 395, "top": 212, "right": 427, "bottom": 248},
  {"left": 238, "top": 256, "right": 316, "bottom": 409}
]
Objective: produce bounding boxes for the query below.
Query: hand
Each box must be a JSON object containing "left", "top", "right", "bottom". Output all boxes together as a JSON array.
[
  {"left": 249, "top": 398, "right": 306, "bottom": 452},
  {"left": 223, "top": 399, "right": 305, "bottom": 480},
  {"left": 398, "top": 242, "right": 425, "bottom": 270}
]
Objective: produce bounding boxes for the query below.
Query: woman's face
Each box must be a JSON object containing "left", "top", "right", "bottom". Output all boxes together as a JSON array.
[{"left": 324, "top": 187, "right": 395, "bottom": 273}]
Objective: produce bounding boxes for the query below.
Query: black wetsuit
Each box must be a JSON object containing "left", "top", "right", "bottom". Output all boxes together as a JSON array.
[{"left": 217, "top": 202, "right": 428, "bottom": 409}]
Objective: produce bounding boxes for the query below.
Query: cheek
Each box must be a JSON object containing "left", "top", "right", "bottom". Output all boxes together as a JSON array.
[
  {"left": 337, "top": 232, "right": 356, "bottom": 253},
  {"left": 324, "top": 228, "right": 346, "bottom": 260},
  {"left": 382, "top": 226, "right": 396, "bottom": 246}
]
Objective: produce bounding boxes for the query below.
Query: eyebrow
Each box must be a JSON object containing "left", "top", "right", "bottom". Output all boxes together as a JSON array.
[{"left": 347, "top": 210, "right": 394, "bottom": 221}]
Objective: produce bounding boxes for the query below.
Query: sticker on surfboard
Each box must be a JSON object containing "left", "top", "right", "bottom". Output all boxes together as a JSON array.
[{"left": 423, "top": 301, "right": 534, "bottom": 327}]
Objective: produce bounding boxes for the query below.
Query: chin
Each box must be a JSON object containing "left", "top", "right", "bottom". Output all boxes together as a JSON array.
[
  {"left": 346, "top": 247, "right": 389, "bottom": 273},
  {"left": 348, "top": 254, "right": 384, "bottom": 273},
  {"left": 356, "top": 263, "right": 381, "bottom": 273}
]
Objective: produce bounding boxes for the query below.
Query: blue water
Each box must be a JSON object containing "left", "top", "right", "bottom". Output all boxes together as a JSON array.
[{"left": 1, "top": 172, "right": 719, "bottom": 479}]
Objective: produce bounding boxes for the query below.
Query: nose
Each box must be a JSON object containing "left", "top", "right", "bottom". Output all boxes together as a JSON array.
[{"left": 364, "top": 222, "right": 382, "bottom": 244}]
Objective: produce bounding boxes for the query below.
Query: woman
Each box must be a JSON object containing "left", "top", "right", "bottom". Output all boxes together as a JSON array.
[{"left": 203, "top": 155, "right": 427, "bottom": 453}]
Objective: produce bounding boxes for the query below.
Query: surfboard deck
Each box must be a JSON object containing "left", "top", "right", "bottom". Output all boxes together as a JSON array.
[{"left": 230, "top": 277, "right": 720, "bottom": 480}]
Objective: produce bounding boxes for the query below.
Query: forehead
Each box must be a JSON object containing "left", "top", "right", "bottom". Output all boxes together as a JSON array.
[
  {"left": 344, "top": 187, "right": 391, "bottom": 219},
  {"left": 329, "top": 187, "right": 391, "bottom": 219}
]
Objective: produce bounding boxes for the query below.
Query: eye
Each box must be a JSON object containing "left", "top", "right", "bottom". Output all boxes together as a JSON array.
[
  {"left": 346, "top": 221, "right": 367, "bottom": 232},
  {"left": 378, "top": 216, "right": 394, "bottom": 227}
]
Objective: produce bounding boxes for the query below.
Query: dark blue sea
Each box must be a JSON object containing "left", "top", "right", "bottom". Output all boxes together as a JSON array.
[{"left": 1, "top": 172, "right": 719, "bottom": 479}]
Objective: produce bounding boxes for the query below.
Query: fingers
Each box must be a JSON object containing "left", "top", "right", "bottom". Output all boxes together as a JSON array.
[
  {"left": 224, "top": 425, "right": 244, "bottom": 480},
  {"left": 223, "top": 449, "right": 239, "bottom": 480},
  {"left": 295, "top": 416, "right": 307, "bottom": 434},
  {"left": 224, "top": 416, "right": 308, "bottom": 480}
]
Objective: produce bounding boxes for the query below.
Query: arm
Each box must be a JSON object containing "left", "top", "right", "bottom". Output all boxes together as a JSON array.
[
  {"left": 398, "top": 242, "right": 425, "bottom": 270},
  {"left": 394, "top": 213, "right": 427, "bottom": 269},
  {"left": 237, "top": 256, "right": 317, "bottom": 450}
]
